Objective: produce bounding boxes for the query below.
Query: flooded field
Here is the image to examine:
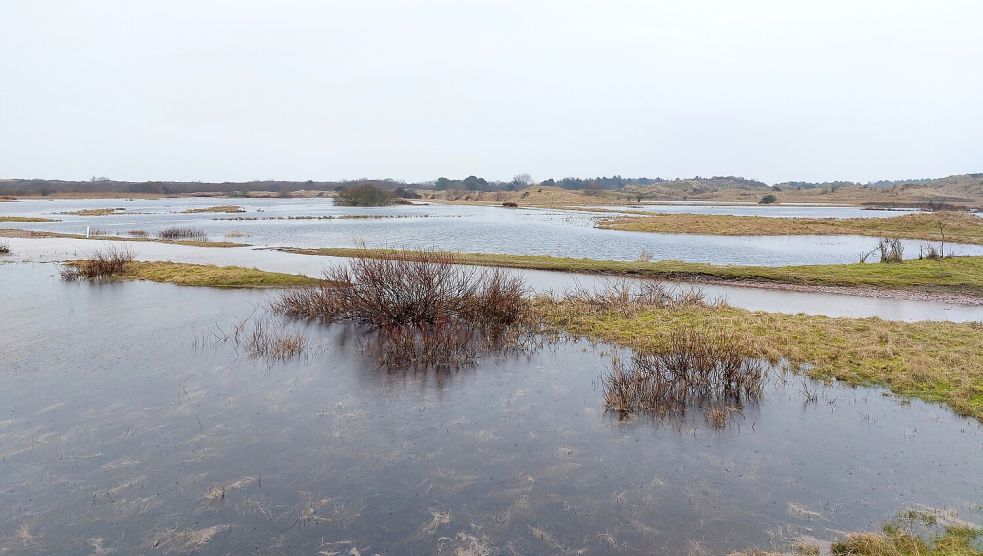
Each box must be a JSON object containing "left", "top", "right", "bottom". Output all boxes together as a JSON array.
[
  {"left": 7, "top": 237, "right": 983, "bottom": 322},
  {"left": 1, "top": 263, "right": 981, "bottom": 554},
  {"left": 4, "top": 198, "right": 980, "bottom": 265}
]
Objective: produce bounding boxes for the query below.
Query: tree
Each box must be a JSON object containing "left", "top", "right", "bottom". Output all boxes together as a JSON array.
[
  {"left": 759, "top": 194, "right": 778, "bottom": 204},
  {"left": 336, "top": 184, "right": 393, "bottom": 207},
  {"left": 511, "top": 173, "right": 532, "bottom": 188}
]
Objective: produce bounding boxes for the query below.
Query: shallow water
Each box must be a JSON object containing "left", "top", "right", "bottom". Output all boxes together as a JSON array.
[
  {"left": 7, "top": 237, "right": 983, "bottom": 322},
  {"left": 1, "top": 264, "right": 981, "bottom": 554},
  {"left": 4, "top": 198, "right": 979, "bottom": 265}
]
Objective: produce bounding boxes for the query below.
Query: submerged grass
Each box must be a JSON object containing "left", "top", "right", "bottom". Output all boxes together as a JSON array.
[
  {"left": 0, "top": 227, "right": 246, "bottom": 247},
  {"left": 275, "top": 247, "right": 983, "bottom": 298},
  {"left": 598, "top": 211, "right": 983, "bottom": 245}
]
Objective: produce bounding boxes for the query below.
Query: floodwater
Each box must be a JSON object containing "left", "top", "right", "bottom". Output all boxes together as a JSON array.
[
  {"left": 4, "top": 198, "right": 980, "bottom": 265},
  {"left": 6, "top": 236, "right": 983, "bottom": 322},
  {"left": 1, "top": 263, "right": 981, "bottom": 554}
]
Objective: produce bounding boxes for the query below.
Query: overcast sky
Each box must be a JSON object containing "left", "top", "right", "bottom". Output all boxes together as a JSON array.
[{"left": 1, "top": 1, "right": 981, "bottom": 184}]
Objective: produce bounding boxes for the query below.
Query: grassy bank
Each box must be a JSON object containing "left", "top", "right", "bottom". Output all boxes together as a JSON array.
[
  {"left": 275, "top": 247, "right": 983, "bottom": 298},
  {"left": 182, "top": 205, "right": 245, "bottom": 213},
  {"left": 536, "top": 298, "right": 983, "bottom": 421},
  {"left": 0, "top": 228, "right": 246, "bottom": 248},
  {"left": 598, "top": 211, "right": 983, "bottom": 245},
  {"left": 0, "top": 216, "right": 58, "bottom": 223},
  {"left": 66, "top": 260, "right": 319, "bottom": 288},
  {"left": 61, "top": 208, "right": 124, "bottom": 216}
]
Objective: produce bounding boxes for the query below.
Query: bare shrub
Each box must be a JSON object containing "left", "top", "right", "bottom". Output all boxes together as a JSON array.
[
  {"left": 636, "top": 248, "right": 654, "bottom": 262},
  {"left": 877, "top": 238, "right": 904, "bottom": 263},
  {"left": 158, "top": 227, "right": 207, "bottom": 241},
  {"left": 559, "top": 280, "right": 720, "bottom": 317},
  {"left": 272, "top": 249, "right": 530, "bottom": 370},
  {"left": 126, "top": 229, "right": 148, "bottom": 237},
  {"left": 60, "top": 245, "right": 134, "bottom": 281},
  {"left": 0, "top": 241, "right": 9, "bottom": 255},
  {"left": 224, "top": 230, "right": 251, "bottom": 239},
  {"left": 602, "top": 327, "right": 763, "bottom": 419}
]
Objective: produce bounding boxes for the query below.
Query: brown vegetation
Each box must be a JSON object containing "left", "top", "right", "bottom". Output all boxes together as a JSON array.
[
  {"left": 60, "top": 245, "right": 135, "bottom": 280},
  {"left": 157, "top": 227, "right": 207, "bottom": 241}
]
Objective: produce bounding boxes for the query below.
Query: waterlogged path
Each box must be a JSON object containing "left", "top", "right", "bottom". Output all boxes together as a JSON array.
[{"left": 5, "top": 236, "right": 983, "bottom": 323}]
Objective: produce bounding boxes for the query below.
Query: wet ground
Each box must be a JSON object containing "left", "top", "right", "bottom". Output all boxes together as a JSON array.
[
  {"left": 1, "top": 263, "right": 981, "bottom": 554},
  {"left": 4, "top": 198, "right": 980, "bottom": 265}
]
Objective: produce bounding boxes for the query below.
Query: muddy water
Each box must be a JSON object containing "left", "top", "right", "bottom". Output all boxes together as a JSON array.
[
  {"left": 7, "top": 237, "right": 983, "bottom": 323},
  {"left": 4, "top": 198, "right": 980, "bottom": 265},
  {"left": 0, "top": 264, "right": 981, "bottom": 554}
]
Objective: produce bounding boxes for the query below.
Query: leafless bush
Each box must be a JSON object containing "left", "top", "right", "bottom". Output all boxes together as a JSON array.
[
  {"left": 602, "top": 327, "right": 763, "bottom": 419},
  {"left": 158, "top": 227, "right": 207, "bottom": 241},
  {"left": 877, "top": 238, "right": 904, "bottom": 263},
  {"left": 272, "top": 249, "right": 530, "bottom": 370},
  {"left": 0, "top": 241, "right": 9, "bottom": 255},
  {"left": 60, "top": 245, "right": 135, "bottom": 280},
  {"left": 560, "top": 280, "right": 720, "bottom": 317},
  {"left": 224, "top": 230, "right": 251, "bottom": 238},
  {"left": 636, "top": 249, "right": 654, "bottom": 262},
  {"left": 126, "top": 229, "right": 148, "bottom": 237}
]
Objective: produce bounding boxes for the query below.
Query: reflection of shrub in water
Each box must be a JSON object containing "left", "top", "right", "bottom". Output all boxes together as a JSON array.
[
  {"left": 602, "top": 327, "right": 763, "bottom": 424},
  {"left": 273, "top": 249, "right": 530, "bottom": 370},
  {"left": 60, "top": 245, "right": 134, "bottom": 280}
]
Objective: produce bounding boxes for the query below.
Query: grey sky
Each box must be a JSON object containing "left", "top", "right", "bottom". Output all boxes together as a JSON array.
[{"left": 1, "top": 0, "right": 981, "bottom": 184}]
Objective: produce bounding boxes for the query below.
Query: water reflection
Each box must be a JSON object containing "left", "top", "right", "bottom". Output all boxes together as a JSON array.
[{"left": 1, "top": 264, "right": 981, "bottom": 554}]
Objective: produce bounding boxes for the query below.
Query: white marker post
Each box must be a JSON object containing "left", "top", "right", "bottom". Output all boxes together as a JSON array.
[{"left": 86, "top": 226, "right": 90, "bottom": 238}]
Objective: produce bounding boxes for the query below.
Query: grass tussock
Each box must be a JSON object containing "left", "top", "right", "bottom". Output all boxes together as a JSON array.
[
  {"left": 194, "top": 312, "right": 310, "bottom": 362},
  {"left": 831, "top": 516, "right": 981, "bottom": 555},
  {"left": 0, "top": 241, "right": 9, "bottom": 255},
  {"left": 602, "top": 327, "right": 763, "bottom": 421},
  {"left": 182, "top": 205, "right": 245, "bottom": 214},
  {"left": 126, "top": 229, "right": 148, "bottom": 237},
  {"left": 598, "top": 211, "right": 983, "bottom": 245},
  {"left": 273, "top": 249, "right": 530, "bottom": 370},
  {"left": 223, "top": 230, "right": 251, "bottom": 238},
  {"left": 62, "top": 208, "right": 123, "bottom": 216},
  {"left": 61, "top": 245, "right": 135, "bottom": 280},
  {"left": 276, "top": 247, "right": 983, "bottom": 298},
  {"left": 157, "top": 227, "right": 207, "bottom": 241}
]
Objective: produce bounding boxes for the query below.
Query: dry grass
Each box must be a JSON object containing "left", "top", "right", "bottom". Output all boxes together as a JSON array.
[
  {"left": 831, "top": 523, "right": 981, "bottom": 555},
  {"left": 0, "top": 216, "right": 57, "bottom": 222},
  {"left": 60, "top": 245, "right": 135, "bottom": 280},
  {"left": 182, "top": 205, "right": 245, "bottom": 214},
  {"left": 61, "top": 207, "right": 124, "bottom": 216},
  {"left": 157, "top": 227, "right": 207, "bottom": 241},
  {"left": 223, "top": 230, "right": 251, "bottom": 238},
  {"left": 536, "top": 297, "right": 983, "bottom": 421},
  {"left": 598, "top": 211, "right": 983, "bottom": 245},
  {"left": 126, "top": 229, "right": 148, "bottom": 237}
]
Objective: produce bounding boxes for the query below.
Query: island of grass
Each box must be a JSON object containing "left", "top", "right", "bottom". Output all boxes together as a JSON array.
[
  {"left": 181, "top": 205, "right": 246, "bottom": 214},
  {"left": 61, "top": 208, "right": 125, "bottom": 216},
  {"left": 65, "top": 259, "right": 320, "bottom": 288},
  {"left": 60, "top": 253, "right": 983, "bottom": 422},
  {"left": 0, "top": 228, "right": 246, "bottom": 248},
  {"left": 0, "top": 216, "right": 58, "bottom": 222},
  {"left": 597, "top": 211, "right": 983, "bottom": 245},
  {"left": 273, "top": 247, "right": 983, "bottom": 300}
]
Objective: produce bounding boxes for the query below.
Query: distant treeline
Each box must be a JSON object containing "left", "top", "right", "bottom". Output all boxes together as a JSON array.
[
  {"left": 0, "top": 178, "right": 411, "bottom": 196},
  {"left": 777, "top": 173, "right": 983, "bottom": 191},
  {"left": 431, "top": 175, "right": 767, "bottom": 192}
]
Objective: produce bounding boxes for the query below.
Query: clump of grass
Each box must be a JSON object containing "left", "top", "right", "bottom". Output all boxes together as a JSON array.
[
  {"left": 273, "top": 249, "right": 529, "bottom": 370},
  {"left": 182, "top": 205, "right": 245, "bottom": 214},
  {"left": 636, "top": 248, "right": 654, "bottom": 262},
  {"left": 60, "top": 245, "right": 135, "bottom": 280},
  {"left": 0, "top": 241, "right": 9, "bottom": 255},
  {"left": 554, "top": 280, "right": 718, "bottom": 318},
  {"left": 158, "top": 227, "right": 207, "bottom": 241},
  {"left": 224, "top": 230, "right": 251, "bottom": 239},
  {"left": 602, "top": 327, "right": 763, "bottom": 419},
  {"left": 193, "top": 312, "right": 310, "bottom": 363},
  {"left": 126, "top": 229, "right": 148, "bottom": 237},
  {"left": 831, "top": 522, "right": 981, "bottom": 555},
  {"left": 878, "top": 237, "right": 904, "bottom": 263}
]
